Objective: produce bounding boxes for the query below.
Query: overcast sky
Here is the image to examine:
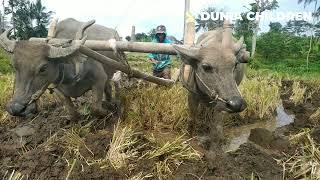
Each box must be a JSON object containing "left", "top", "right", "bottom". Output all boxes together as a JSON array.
[{"left": 28, "top": 0, "right": 314, "bottom": 40}]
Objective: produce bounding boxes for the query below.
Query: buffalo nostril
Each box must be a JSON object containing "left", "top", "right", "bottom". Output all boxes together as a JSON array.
[
  {"left": 6, "top": 102, "right": 26, "bottom": 116},
  {"left": 226, "top": 96, "right": 246, "bottom": 113}
]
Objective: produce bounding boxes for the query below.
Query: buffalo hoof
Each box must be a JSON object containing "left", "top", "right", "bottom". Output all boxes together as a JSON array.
[
  {"left": 102, "top": 100, "right": 123, "bottom": 117},
  {"left": 113, "top": 100, "right": 124, "bottom": 117},
  {"left": 67, "top": 111, "right": 81, "bottom": 122},
  {"left": 92, "top": 106, "right": 112, "bottom": 118}
]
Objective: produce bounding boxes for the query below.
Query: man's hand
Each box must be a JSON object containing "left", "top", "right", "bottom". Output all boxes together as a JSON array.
[{"left": 149, "top": 58, "right": 158, "bottom": 64}]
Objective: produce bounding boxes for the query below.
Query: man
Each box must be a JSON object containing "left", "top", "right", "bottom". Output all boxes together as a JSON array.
[{"left": 148, "top": 25, "right": 172, "bottom": 79}]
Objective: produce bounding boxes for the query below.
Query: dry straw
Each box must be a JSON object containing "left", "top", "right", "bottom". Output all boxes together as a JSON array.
[{"left": 240, "top": 77, "right": 281, "bottom": 119}]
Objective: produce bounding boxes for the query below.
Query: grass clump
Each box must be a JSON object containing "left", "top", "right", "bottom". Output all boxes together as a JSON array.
[
  {"left": 122, "top": 84, "right": 189, "bottom": 132},
  {"left": 128, "top": 172, "right": 153, "bottom": 180},
  {"left": 309, "top": 108, "right": 320, "bottom": 126},
  {"left": 60, "top": 124, "right": 93, "bottom": 164},
  {"left": 239, "top": 76, "right": 281, "bottom": 119},
  {"left": 290, "top": 81, "right": 307, "bottom": 105},
  {"left": 0, "top": 75, "right": 13, "bottom": 107},
  {"left": 105, "top": 121, "right": 141, "bottom": 170},
  {"left": 2, "top": 170, "right": 28, "bottom": 180},
  {"left": 144, "top": 134, "right": 201, "bottom": 179},
  {"left": 0, "top": 74, "right": 13, "bottom": 124},
  {"left": 0, "top": 48, "right": 12, "bottom": 74},
  {"left": 280, "top": 130, "right": 320, "bottom": 179}
]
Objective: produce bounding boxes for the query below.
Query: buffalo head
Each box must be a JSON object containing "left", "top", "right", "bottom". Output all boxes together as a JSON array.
[
  {"left": 174, "top": 21, "right": 250, "bottom": 113},
  {"left": 0, "top": 29, "right": 85, "bottom": 117}
]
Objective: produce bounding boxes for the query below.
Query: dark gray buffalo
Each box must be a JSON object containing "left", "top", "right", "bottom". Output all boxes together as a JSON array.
[
  {"left": 173, "top": 21, "right": 250, "bottom": 136},
  {"left": 0, "top": 18, "right": 124, "bottom": 119}
]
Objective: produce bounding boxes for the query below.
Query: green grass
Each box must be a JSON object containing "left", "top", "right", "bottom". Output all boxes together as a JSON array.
[
  {"left": 126, "top": 52, "right": 180, "bottom": 72},
  {"left": 249, "top": 56, "right": 320, "bottom": 81},
  {"left": 0, "top": 75, "right": 13, "bottom": 124},
  {"left": 0, "top": 49, "right": 12, "bottom": 74}
]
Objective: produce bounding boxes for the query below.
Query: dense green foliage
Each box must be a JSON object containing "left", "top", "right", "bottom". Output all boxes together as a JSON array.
[
  {"left": 256, "top": 31, "right": 311, "bottom": 60},
  {"left": 194, "top": 0, "right": 320, "bottom": 77},
  {"left": 253, "top": 20, "right": 320, "bottom": 75},
  {"left": 4, "top": 0, "right": 53, "bottom": 39}
]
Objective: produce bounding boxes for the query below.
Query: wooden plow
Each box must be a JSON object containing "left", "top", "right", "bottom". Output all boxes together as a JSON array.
[
  {"left": 28, "top": 1, "right": 195, "bottom": 87},
  {"left": 30, "top": 25, "right": 182, "bottom": 87}
]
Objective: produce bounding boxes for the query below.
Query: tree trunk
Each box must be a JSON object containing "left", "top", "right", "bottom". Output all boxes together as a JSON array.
[
  {"left": 306, "top": 0, "right": 318, "bottom": 71},
  {"left": 251, "top": 18, "right": 260, "bottom": 58},
  {"left": 11, "top": 6, "right": 15, "bottom": 35}
]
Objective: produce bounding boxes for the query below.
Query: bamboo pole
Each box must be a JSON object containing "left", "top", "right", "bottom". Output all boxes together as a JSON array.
[
  {"left": 79, "top": 45, "right": 174, "bottom": 87},
  {"left": 29, "top": 38, "right": 178, "bottom": 55},
  {"left": 131, "top": 25, "right": 136, "bottom": 42},
  {"left": 182, "top": 0, "right": 195, "bottom": 81}
]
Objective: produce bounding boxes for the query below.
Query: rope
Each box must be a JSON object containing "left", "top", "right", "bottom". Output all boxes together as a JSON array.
[
  {"left": 180, "top": 63, "right": 227, "bottom": 104},
  {"left": 28, "top": 83, "right": 50, "bottom": 105},
  {"left": 108, "top": 38, "right": 134, "bottom": 78},
  {"left": 194, "top": 72, "right": 227, "bottom": 104}
]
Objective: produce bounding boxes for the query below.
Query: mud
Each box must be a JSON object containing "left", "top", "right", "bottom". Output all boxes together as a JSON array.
[
  {"left": 0, "top": 80, "right": 319, "bottom": 179},
  {"left": 281, "top": 80, "right": 320, "bottom": 129},
  {"left": 224, "top": 104, "right": 294, "bottom": 152}
]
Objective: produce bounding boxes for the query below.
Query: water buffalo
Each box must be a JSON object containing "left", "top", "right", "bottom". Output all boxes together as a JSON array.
[
  {"left": 0, "top": 18, "right": 124, "bottom": 119},
  {"left": 173, "top": 21, "right": 250, "bottom": 137}
]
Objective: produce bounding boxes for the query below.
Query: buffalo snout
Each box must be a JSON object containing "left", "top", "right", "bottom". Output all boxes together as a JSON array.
[
  {"left": 226, "top": 96, "right": 247, "bottom": 113},
  {"left": 6, "top": 101, "right": 37, "bottom": 117}
]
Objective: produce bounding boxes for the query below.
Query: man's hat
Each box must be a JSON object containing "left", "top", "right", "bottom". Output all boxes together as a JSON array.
[{"left": 156, "top": 25, "right": 166, "bottom": 34}]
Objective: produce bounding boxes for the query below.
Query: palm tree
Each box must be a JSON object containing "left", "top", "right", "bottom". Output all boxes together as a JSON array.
[
  {"left": 298, "top": 0, "right": 317, "bottom": 6},
  {"left": 31, "top": 0, "right": 53, "bottom": 37}
]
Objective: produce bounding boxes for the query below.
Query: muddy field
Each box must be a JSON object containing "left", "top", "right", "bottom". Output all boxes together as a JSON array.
[{"left": 0, "top": 79, "right": 320, "bottom": 179}]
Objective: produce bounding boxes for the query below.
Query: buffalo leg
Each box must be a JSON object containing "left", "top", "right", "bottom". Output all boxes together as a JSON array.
[
  {"left": 112, "top": 80, "right": 123, "bottom": 115},
  {"left": 104, "top": 81, "right": 112, "bottom": 102},
  {"left": 54, "top": 89, "right": 80, "bottom": 120},
  {"left": 208, "top": 112, "right": 226, "bottom": 151},
  {"left": 188, "top": 93, "right": 199, "bottom": 136},
  {"left": 103, "top": 80, "right": 117, "bottom": 111},
  {"left": 92, "top": 79, "right": 110, "bottom": 117}
]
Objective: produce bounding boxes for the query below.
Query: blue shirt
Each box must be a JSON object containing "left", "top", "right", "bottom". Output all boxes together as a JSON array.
[{"left": 148, "top": 37, "right": 172, "bottom": 71}]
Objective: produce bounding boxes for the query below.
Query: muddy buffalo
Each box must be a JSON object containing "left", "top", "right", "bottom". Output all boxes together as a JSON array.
[
  {"left": 173, "top": 21, "right": 250, "bottom": 135},
  {"left": 0, "top": 18, "right": 124, "bottom": 119}
]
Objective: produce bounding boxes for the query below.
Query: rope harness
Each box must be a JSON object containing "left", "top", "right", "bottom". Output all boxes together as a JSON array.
[
  {"left": 194, "top": 72, "right": 227, "bottom": 104},
  {"left": 180, "top": 48, "right": 246, "bottom": 105},
  {"left": 179, "top": 39, "right": 248, "bottom": 104},
  {"left": 180, "top": 63, "right": 227, "bottom": 104},
  {"left": 27, "top": 64, "right": 65, "bottom": 105}
]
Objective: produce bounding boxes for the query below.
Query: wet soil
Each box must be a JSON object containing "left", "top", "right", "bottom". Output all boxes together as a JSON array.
[
  {"left": 1, "top": 80, "right": 320, "bottom": 179},
  {"left": 281, "top": 80, "right": 320, "bottom": 129}
]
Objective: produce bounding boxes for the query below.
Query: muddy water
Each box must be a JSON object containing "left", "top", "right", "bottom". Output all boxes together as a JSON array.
[{"left": 224, "top": 105, "right": 294, "bottom": 152}]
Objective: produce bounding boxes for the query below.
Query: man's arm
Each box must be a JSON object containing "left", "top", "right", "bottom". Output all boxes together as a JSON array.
[{"left": 148, "top": 53, "right": 158, "bottom": 64}]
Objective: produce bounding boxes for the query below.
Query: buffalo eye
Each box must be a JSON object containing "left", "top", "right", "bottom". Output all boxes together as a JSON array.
[
  {"left": 39, "top": 64, "right": 48, "bottom": 74},
  {"left": 201, "top": 63, "right": 213, "bottom": 72}
]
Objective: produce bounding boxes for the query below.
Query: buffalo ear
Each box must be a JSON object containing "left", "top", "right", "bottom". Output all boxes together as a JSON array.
[
  {"left": 238, "top": 51, "right": 250, "bottom": 63},
  {"left": 173, "top": 44, "right": 200, "bottom": 65}
]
